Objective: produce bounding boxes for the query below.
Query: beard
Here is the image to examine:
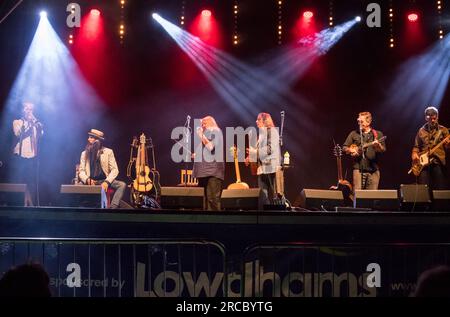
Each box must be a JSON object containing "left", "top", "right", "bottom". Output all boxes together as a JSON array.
[{"left": 85, "top": 140, "right": 102, "bottom": 164}]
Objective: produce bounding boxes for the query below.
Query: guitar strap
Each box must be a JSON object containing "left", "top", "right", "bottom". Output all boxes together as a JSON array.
[
  {"left": 432, "top": 129, "right": 443, "bottom": 148},
  {"left": 372, "top": 128, "right": 378, "bottom": 140}
]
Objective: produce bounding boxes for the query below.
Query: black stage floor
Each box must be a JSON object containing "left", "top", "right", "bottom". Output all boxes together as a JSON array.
[{"left": 2, "top": 206, "right": 450, "bottom": 244}]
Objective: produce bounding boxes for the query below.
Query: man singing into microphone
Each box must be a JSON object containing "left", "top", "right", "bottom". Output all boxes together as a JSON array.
[
  {"left": 12, "top": 102, "right": 44, "bottom": 206},
  {"left": 343, "top": 112, "right": 386, "bottom": 190}
]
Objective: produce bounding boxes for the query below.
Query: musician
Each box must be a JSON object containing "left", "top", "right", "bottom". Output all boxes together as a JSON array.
[
  {"left": 193, "top": 116, "right": 224, "bottom": 211},
  {"left": 79, "top": 129, "right": 126, "bottom": 209},
  {"left": 411, "top": 107, "right": 450, "bottom": 190},
  {"left": 343, "top": 112, "right": 386, "bottom": 190},
  {"left": 246, "top": 113, "right": 281, "bottom": 205},
  {"left": 12, "top": 102, "right": 44, "bottom": 206}
]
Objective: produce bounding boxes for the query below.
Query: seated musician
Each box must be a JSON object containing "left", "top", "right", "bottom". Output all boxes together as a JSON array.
[
  {"left": 343, "top": 112, "right": 386, "bottom": 190},
  {"left": 78, "top": 129, "right": 126, "bottom": 209}
]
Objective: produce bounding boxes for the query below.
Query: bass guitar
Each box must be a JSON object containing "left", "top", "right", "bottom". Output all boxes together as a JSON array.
[
  {"left": 409, "top": 134, "right": 450, "bottom": 177},
  {"left": 330, "top": 144, "right": 353, "bottom": 206},
  {"left": 228, "top": 146, "right": 250, "bottom": 190}
]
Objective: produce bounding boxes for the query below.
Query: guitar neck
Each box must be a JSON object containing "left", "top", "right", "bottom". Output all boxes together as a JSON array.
[
  {"left": 234, "top": 156, "right": 242, "bottom": 182},
  {"left": 336, "top": 156, "right": 343, "bottom": 181},
  {"left": 429, "top": 135, "right": 450, "bottom": 156}
]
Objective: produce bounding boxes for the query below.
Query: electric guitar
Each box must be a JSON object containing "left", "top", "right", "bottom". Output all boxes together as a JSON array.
[
  {"left": 409, "top": 134, "right": 450, "bottom": 177},
  {"left": 133, "top": 133, "right": 153, "bottom": 192},
  {"left": 330, "top": 144, "right": 353, "bottom": 206},
  {"left": 349, "top": 136, "right": 387, "bottom": 156},
  {"left": 228, "top": 146, "right": 250, "bottom": 190}
]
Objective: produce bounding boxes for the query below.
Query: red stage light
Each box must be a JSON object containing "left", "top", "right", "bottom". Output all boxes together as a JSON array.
[
  {"left": 303, "top": 11, "right": 314, "bottom": 19},
  {"left": 407, "top": 13, "right": 418, "bottom": 22},
  {"left": 90, "top": 9, "right": 101, "bottom": 16},
  {"left": 202, "top": 10, "right": 211, "bottom": 17}
]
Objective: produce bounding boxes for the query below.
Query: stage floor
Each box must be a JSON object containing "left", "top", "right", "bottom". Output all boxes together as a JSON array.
[{"left": 1, "top": 206, "right": 450, "bottom": 244}]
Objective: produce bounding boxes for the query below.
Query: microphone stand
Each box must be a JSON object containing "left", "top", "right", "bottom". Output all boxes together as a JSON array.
[
  {"left": 183, "top": 117, "right": 191, "bottom": 187},
  {"left": 359, "top": 123, "right": 365, "bottom": 191}
]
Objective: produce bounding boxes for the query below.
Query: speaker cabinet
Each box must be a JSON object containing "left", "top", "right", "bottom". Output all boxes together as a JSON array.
[
  {"left": 60, "top": 184, "right": 102, "bottom": 208},
  {"left": 221, "top": 188, "right": 262, "bottom": 211},
  {"left": 432, "top": 190, "right": 450, "bottom": 211},
  {"left": 0, "top": 183, "right": 27, "bottom": 206},
  {"left": 354, "top": 190, "right": 399, "bottom": 211},
  {"left": 400, "top": 184, "right": 431, "bottom": 211},
  {"left": 299, "top": 189, "right": 344, "bottom": 211},
  {"left": 160, "top": 187, "right": 204, "bottom": 210}
]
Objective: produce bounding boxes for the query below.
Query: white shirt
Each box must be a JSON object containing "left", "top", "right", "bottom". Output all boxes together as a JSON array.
[{"left": 13, "top": 119, "right": 43, "bottom": 158}]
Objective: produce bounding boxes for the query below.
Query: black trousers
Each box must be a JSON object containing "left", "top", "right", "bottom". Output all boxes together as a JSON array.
[
  {"left": 418, "top": 163, "right": 449, "bottom": 190},
  {"left": 11, "top": 156, "right": 38, "bottom": 206},
  {"left": 198, "top": 177, "right": 223, "bottom": 211},
  {"left": 258, "top": 173, "right": 276, "bottom": 205}
]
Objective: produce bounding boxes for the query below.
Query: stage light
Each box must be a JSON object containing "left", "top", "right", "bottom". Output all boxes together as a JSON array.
[
  {"left": 91, "top": 9, "right": 101, "bottom": 16},
  {"left": 303, "top": 11, "right": 314, "bottom": 19},
  {"left": 407, "top": 13, "right": 418, "bottom": 22},
  {"left": 39, "top": 11, "right": 47, "bottom": 18},
  {"left": 355, "top": 16, "right": 362, "bottom": 22},
  {"left": 202, "top": 10, "right": 211, "bottom": 17},
  {"left": 152, "top": 13, "right": 160, "bottom": 20}
]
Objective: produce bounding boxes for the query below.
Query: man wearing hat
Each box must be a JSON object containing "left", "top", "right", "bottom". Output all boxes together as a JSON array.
[{"left": 79, "top": 129, "right": 126, "bottom": 208}]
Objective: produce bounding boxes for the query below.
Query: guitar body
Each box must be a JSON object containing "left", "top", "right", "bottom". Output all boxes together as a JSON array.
[
  {"left": 133, "top": 165, "right": 153, "bottom": 192},
  {"left": 227, "top": 181, "right": 250, "bottom": 190},
  {"left": 409, "top": 135, "right": 450, "bottom": 177},
  {"left": 409, "top": 152, "right": 431, "bottom": 177}
]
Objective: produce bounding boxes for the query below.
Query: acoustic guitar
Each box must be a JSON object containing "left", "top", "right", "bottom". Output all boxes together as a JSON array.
[
  {"left": 133, "top": 133, "right": 153, "bottom": 192},
  {"left": 228, "top": 146, "right": 250, "bottom": 190},
  {"left": 409, "top": 134, "right": 450, "bottom": 177},
  {"left": 330, "top": 144, "right": 353, "bottom": 206}
]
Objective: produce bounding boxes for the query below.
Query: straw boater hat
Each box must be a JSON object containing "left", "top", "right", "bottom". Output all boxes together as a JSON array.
[{"left": 88, "top": 129, "right": 105, "bottom": 140}]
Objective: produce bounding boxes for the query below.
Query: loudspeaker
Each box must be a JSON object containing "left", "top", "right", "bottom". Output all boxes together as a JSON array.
[
  {"left": 221, "top": 188, "right": 262, "bottom": 211},
  {"left": 160, "top": 187, "right": 204, "bottom": 210},
  {"left": 60, "top": 184, "right": 102, "bottom": 208},
  {"left": 0, "top": 183, "right": 27, "bottom": 206},
  {"left": 432, "top": 190, "right": 450, "bottom": 211},
  {"left": 299, "top": 189, "right": 344, "bottom": 211},
  {"left": 354, "top": 190, "right": 399, "bottom": 211},
  {"left": 400, "top": 184, "right": 431, "bottom": 211}
]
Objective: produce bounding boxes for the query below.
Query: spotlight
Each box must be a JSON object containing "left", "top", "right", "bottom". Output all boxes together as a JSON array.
[
  {"left": 202, "top": 9, "right": 212, "bottom": 17},
  {"left": 303, "top": 11, "right": 314, "bottom": 19},
  {"left": 152, "top": 13, "right": 159, "bottom": 19},
  {"left": 90, "top": 9, "right": 101, "bottom": 16},
  {"left": 407, "top": 13, "right": 418, "bottom": 22},
  {"left": 39, "top": 11, "right": 47, "bottom": 18},
  {"left": 355, "top": 16, "right": 362, "bottom": 22}
]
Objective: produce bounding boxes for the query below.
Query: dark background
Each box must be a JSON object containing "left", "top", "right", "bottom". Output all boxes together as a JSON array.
[{"left": 0, "top": 0, "right": 449, "bottom": 206}]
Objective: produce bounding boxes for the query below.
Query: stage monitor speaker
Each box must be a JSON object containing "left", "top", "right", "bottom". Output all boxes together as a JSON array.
[
  {"left": 221, "top": 188, "right": 262, "bottom": 211},
  {"left": 399, "top": 184, "right": 431, "bottom": 211},
  {"left": 59, "top": 184, "right": 102, "bottom": 208},
  {"left": 432, "top": 190, "right": 450, "bottom": 212},
  {"left": 354, "top": 190, "right": 399, "bottom": 211},
  {"left": 0, "top": 183, "right": 27, "bottom": 206},
  {"left": 299, "top": 189, "right": 344, "bottom": 211},
  {"left": 160, "top": 187, "right": 204, "bottom": 210}
]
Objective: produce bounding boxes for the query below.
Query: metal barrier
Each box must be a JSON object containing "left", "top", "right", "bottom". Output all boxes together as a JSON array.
[
  {"left": 0, "top": 238, "right": 227, "bottom": 297},
  {"left": 241, "top": 243, "right": 450, "bottom": 297}
]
